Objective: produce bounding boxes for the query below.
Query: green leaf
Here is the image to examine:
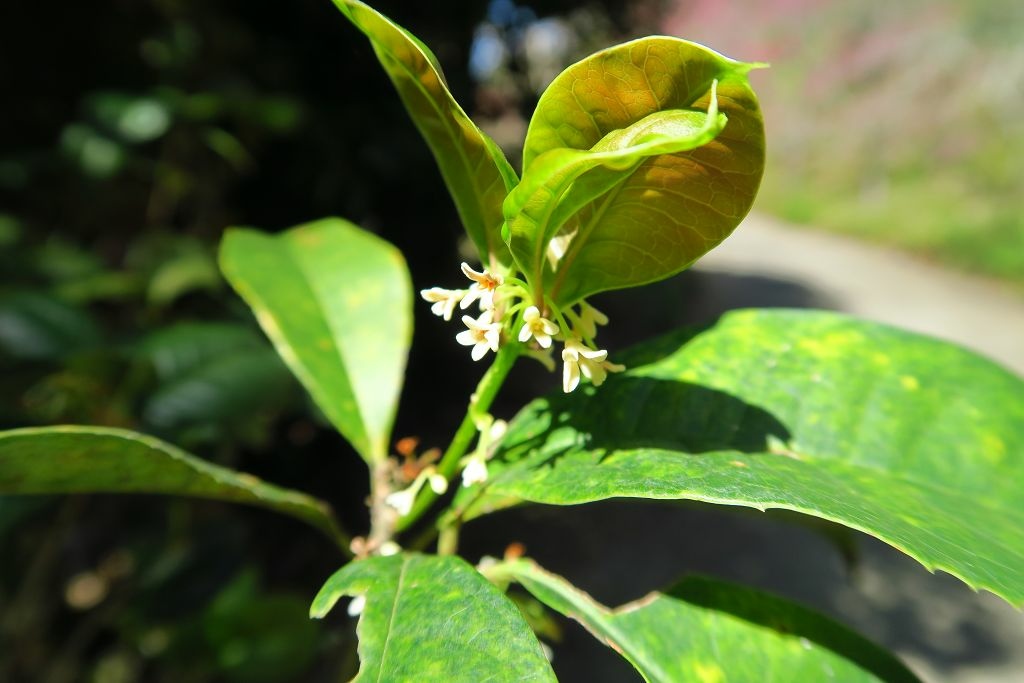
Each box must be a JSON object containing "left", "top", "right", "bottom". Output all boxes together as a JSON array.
[
  {"left": 147, "top": 239, "right": 221, "bottom": 307},
  {"left": 203, "top": 571, "right": 320, "bottom": 683},
  {"left": 0, "top": 291, "right": 102, "bottom": 360},
  {"left": 513, "top": 38, "right": 765, "bottom": 304},
  {"left": 138, "top": 322, "right": 296, "bottom": 435},
  {"left": 219, "top": 218, "right": 412, "bottom": 463},
  {"left": 311, "top": 554, "right": 555, "bottom": 682},
  {"left": 498, "top": 559, "right": 919, "bottom": 683},
  {"left": 469, "top": 309, "right": 1024, "bottom": 605},
  {"left": 137, "top": 322, "right": 265, "bottom": 378},
  {"left": 332, "top": 0, "right": 517, "bottom": 266},
  {"left": 142, "top": 347, "right": 294, "bottom": 432},
  {"left": 0, "top": 426, "right": 347, "bottom": 548}
]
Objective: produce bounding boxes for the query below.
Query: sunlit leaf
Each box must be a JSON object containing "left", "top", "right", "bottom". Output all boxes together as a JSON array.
[
  {"left": 512, "top": 38, "right": 765, "bottom": 304},
  {"left": 220, "top": 218, "right": 412, "bottom": 463},
  {"left": 499, "top": 559, "right": 919, "bottom": 683},
  {"left": 0, "top": 426, "right": 347, "bottom": 548},
  {"left": 333, "top": 0, "right": 517, "bottom": 266},
  {"left": 467, "top": 309, "right": 1024, "bottom": 606},
  {"left": 311, "top": 554, "right": 555, "bottom": 682}
]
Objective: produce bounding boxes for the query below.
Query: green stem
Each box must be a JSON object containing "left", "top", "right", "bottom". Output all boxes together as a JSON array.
[
  {"left": 437, "top": 524, "right": 459, "bottom": 556},
  {"left": 396, "top": 342, "right": 521, "bottom": 532}
]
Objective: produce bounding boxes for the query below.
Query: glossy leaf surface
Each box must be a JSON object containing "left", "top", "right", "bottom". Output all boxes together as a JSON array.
[
  {"left": 220, "top": 218, "right": 412, "bottom": 463},
  {"left": 500, "top": 560, "right": 919, "bottom": 682},
  {"left": 512, "top": 38, "right": 765, "bottom": 304},
  {"left": 333, "top": 0, "right": 516, "bottom": 265},
  {"left": 469, "top": 309, "right": 1024, "bottom": 605},
  {"left": 0, "top": 426, "right": 346, "bottom": 547},
  {"left": 311, "top": 554, "right": 555, "bottom": 682}
]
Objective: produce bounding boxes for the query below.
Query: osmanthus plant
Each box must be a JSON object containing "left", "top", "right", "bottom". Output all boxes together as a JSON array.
[{"left": 1, "top": 1, "right": 1022, "bottom": 680}]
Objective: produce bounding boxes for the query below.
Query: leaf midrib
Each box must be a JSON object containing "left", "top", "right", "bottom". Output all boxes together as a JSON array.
[
  {"left": 282, "top": 235, "right": 376, "bottom": 460},
  {"left": 376, "top": 556, "right": 411, "bottom": 681}
]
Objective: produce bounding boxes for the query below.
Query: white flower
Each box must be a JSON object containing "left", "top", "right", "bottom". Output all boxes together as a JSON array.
[
  {"left": 517, "top": 306, "right": 559, "bottom": 348},
  {"left": 546, "top": 229, "right": 576, "bottom": 270},
  {"left": 461, "top": 455, "right": 489, "bottom": 487},
  {"left": 561, "top": 338, "right": 608, "bottom": 393},
  {"left": 582, "top": 357, "right": 626, "bottom": 388},
  {"left": 428, "top": 473, "right": 448, "bottom": 495},
  {"left": 459, "top": 262, "right": 503, "bottom": 310},
  {"left": 378, "top": 541, "right": 402, "bottom": 556},
  {"left": 420, "top": 287, "right": 463, "bottom": 321},
  {"left": 488, "top": 418, "right": 508, "bottom": 442},
  {"left": 384, "top": 465, "right": 447, "bottom": 517},
  {"left": 456, "top": 311, "right": 502, "bottom": 361},
  {"left": 384, "top": 487, "right": 417, "bottom": 516},
  {"left": 347, "top": 594, "right": 366, "bottom": 617},
  {"left": 575, "top": 301, "right": 609, "bottom": 339}
]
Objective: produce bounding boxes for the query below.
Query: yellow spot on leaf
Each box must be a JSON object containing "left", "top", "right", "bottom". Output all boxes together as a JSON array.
[
  {"left": 237, "top": 473, "right": 262, "bottom": 488},
  {"left": 900, "top": 375, "right": 920, "bottom": 391},
  {"left": 729, "top": 460, "right": 748, "bottom": 468},
  {"left": 694, "top": 662, "right": 724, "bottom": 683},
  {"left": 981, "top": 433, "right": 1006, "bottom": 464}
]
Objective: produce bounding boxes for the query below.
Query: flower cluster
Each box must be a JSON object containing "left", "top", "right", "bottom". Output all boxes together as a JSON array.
[{"left": 420, "top": 263, "right": 624, "bottom": 393}]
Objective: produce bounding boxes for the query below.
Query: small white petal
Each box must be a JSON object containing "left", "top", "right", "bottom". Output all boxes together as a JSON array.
[
  {"left": 347, "top": 594, "right": 366, "bottom": 617},
  {"left": 484, "top": 328, "right": 501, "bottom": 352},
  {"left": 462, "top": 457, "right": 489, "bottom": 486},
  {"left": 604, "top": 360, "right": 626, "bottom": 373},
  {"left": 384, "top": 489, "right": 415, "bottom": 516},
  {"left": 518, "top": 322, "right": 533, "bottom": 343},
  {"left": 461, "top": 262, "right": 484, "bottom": 282},
  {"left": 470, "top": 343, "right": 489, "bottom": 361},
  {"left": 379, "top": 541, "right": 401, "bottom": 556},
  {"left": 428, "top": 473, "right": 448, "bottom": 495},
  {"left": 489, "top": 419, "right": 508, "bottom": 440},
  {"left": 563, "top": 357, "right": 580, "bottom": 393},
  {"left": 580, "top": 357, "right": 608, "bottom": 386},
  {"left": 460, "top": 288, "right": 481, "bottom": 309}
]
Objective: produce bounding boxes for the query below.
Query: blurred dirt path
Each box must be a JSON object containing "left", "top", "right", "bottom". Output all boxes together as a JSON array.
[{"left": 698, "top": 212, "right": 1024, "bottom": 376}]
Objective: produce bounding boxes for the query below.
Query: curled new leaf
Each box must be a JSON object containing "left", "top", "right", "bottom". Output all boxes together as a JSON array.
[{"left": 509, "top": 37, "right": 766, "bottom": 305}]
